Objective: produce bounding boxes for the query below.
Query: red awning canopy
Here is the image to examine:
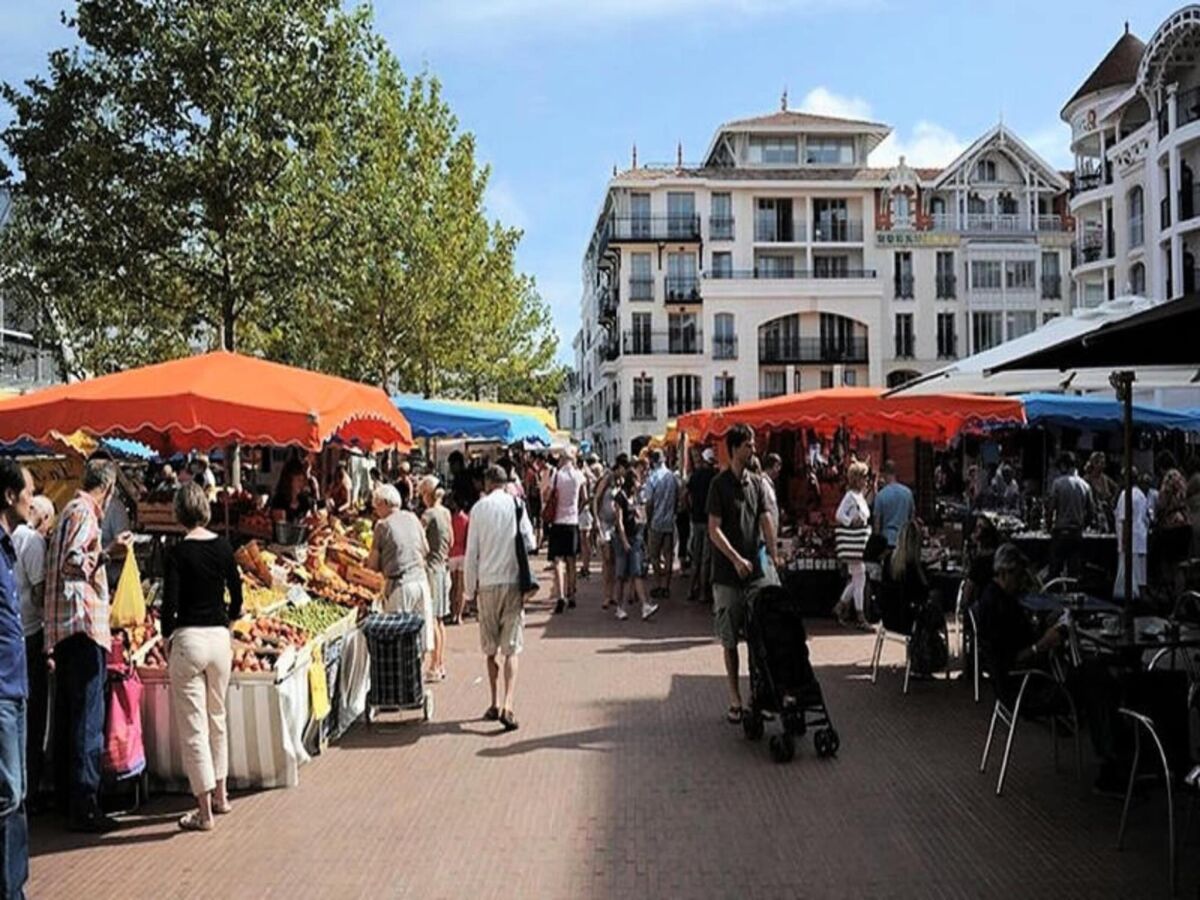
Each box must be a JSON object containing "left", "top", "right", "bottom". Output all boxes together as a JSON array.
[
  {"left": 0, "top": 351, "right": 413, "bottom": 454},
  {"left": 677, "top": 387, "right": 1024, "bottom": 444}
]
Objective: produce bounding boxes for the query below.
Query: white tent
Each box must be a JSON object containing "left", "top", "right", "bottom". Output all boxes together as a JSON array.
[{"left": 887, "top": 296, "right": 1200, "bottom": 396}]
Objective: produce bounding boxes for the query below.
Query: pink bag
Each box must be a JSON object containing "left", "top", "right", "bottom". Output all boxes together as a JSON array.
[{"left": 103, "top": 662, "right": 146, "bottom": 780}]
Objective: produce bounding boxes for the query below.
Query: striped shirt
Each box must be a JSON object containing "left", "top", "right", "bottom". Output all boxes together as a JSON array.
[{"left": 44, "top": 491, "right": 110, "bottom": 651}]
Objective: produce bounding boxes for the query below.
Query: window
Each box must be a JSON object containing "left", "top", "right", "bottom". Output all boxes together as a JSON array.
[
  {"left": 1005, "top": 260, "right": 1036, "bottom": 290},
  {"left": 630, "top": 253, "right": 653, "bottom": 300},
  {"left": 711, "top": 251, "right": 733, "bottom": 279},
  {"left": 713, "top": 375, "right": 736, "bottom": 407},
  {"left": 754, "top": 198, "right": 795, "bottom": 241},
  {"left": 668, "top": 312, "right": 699, "bottom": 353},
  {"left": 894, "top": 313, "right": 914, "bottom": 358},
  {"left": 972, "top": 311, "right": 1003, "bottom": 352},
  {"left": 667, "top": 375, "right": 702, "bottom": 417},
  {"left": 749, "top": 136, "right": 798, "bottom": 165},
  {"left": 632, "top": 376, "right": 655, "bottom": 420},
  {"left": 813, "top": 198, "right": 849, "bottom": 241},
  {"left": 1041, "top": 252, "right": 1061, "bottom": 299},
  {"left": 630, "top": 193, "right": 651, "bottom": 237},
  {"left": 975, "top": 159, "right": 997, "bottom": 181},
  {"left": 630, "top": 312, "right": 651, "bottom": 354},
  {"left": 971, "top": 261, "right": 1002, "bottom": 290},
  {"left": 759, "top": 369, "right": 786, "bottom": 399},
  {"left": 843, "top": 370, "right": 857, "bottom": 386},
  {"left": 667, "top": 192, "right": 696, "bottom": 238},
  {"left": 813, "top": 255, "right": 849, "bottom": 277},
  {"left": 713, "top": 313, "right": 736, "bottom": 359},
  {"left": 1128, "top": 187, "right": 1144, "bottom": 248},
  {"left": 820, "top": 312, "right": 855, "bottom": 354},
  {"left": 1130, "top": 262, "right": 1146, "bottom": 296},
  {"left": 894, "top": 252, "right": 914, "bottom": 298},
  {"left": 666, "top": 252, "right": 698, "bottom": 301},
  {"left": 820, "top": 370, "right": 834, "bottom": 389},
  {"left": 937, "top": 312, "right": 957, "bottom": 358},
  {"left": 1006, "top": 310, "right": 1037, "bottom": 340},
  {"left": 710, "top": 193, "right": 733, "bottom": 239},
  {"left": 805, "top": 136, "right": 855, "bottom": 165},
  {"left": 1083, "top": 281, "right": 1106, "bottom": 307},
  {"left": 756, "top": 254, "right": 796, "bottom": 278},
  {"left": 936, "top": 251, "right": 956, "bottom": 298},
  {"left": 793, "top": 370, "right": 803, "bottom": 393}
]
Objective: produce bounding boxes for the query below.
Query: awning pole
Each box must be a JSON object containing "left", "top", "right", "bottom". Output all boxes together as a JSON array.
[{"left": 1110, "top": 370, "right": 1135, "bottom": 618}]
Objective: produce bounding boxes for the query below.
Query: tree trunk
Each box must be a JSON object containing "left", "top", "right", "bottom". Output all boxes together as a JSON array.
[{"left": 222, "top": 298, "right": 242, "bottom": 491}]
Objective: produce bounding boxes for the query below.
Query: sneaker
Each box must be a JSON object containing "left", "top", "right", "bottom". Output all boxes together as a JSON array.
[
  {"left": 641, "top": 602, "right": 659, "bottom": 621},
  {"left": 553, "top": 598, "right": 566, "bottom": 615},
  {"left": 69, "top": 812, "right": 119, "bottom": 834},
  {"left": 615, "top": 607, "right": 629, "bottom": 621},
  {"left": 567, "top": 596, "right": 576, "bottom": 610}
]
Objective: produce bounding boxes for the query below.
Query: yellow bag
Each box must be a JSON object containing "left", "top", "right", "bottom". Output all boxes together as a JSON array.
[
  {"left": 309, "top": 643, "right": 330, "bottom": 722},
  {"left": 110, "top": 552, "right": 146, "bottom": 628}
]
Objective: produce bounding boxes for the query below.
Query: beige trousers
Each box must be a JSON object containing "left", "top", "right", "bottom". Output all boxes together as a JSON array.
[{"left": 168, "top": 626, "right": 233, "bottom": 796}]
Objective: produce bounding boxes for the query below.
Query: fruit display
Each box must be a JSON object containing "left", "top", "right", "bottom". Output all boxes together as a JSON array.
[
  {"left": 279, "top": 599, "right": 352, "bottom": 637},
  {"left": 235, "top": 540, "right": 277, "bottom": 587},
  {"left": 309, "top": 581, "right": 377, "bottom": 618},
  {"left": 242, "top": 579, "right": 286, "bottom": 616},
  {"left": 230, "top": 615, "right": 309, "bottom": 673}
]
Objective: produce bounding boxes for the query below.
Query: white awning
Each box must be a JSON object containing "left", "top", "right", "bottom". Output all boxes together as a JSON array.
[{"left": 887, "top": 297, "right": 1199, "bottom": 396}]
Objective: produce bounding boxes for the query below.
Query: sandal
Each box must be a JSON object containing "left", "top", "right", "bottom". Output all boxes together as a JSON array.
[
  {"left": 483, "top": 705, "right": 500, "bottom": 721},
  {"left": 179, "top": 811, "right": 213, "bottom": 832},
  {"left": 499, "top": 709, "right": 519, "bottom": 732},
  {"left": 726, "top": 706, "right": 744, "bottom": 724}
]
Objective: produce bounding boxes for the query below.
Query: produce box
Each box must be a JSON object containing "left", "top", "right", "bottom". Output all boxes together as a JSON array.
[
  {"left": 344, "top": 563, "right": 383, "bottom": 593},
  {"left": 136, "top": 502, "right": 185, "bottom": 534}
]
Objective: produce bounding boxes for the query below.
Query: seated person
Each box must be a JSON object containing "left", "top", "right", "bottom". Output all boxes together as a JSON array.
[
  {"left": 878, "top": 522, "right": 928, "bottom": 635},
  {"left": 270, "top": 470, "right": 314, "bottom": 523},
  {"left": 974, "top": 544, "right": 1065, "bottom": 706},
  {"left": 962, "top": 517, "right": 1000, "bottom": 611}
]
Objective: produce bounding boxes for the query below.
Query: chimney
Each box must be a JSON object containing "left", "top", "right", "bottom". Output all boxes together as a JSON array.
[
  {"left": 632, "top": 143, "right": 638, "bottom": 169},
  {"left": 676, "top": 142, "right": 683, "bottom": 168}
]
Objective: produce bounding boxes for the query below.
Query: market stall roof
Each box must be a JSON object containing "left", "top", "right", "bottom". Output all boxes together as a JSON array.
[
  {"left": 886, "top": 297, "right": 1198, "bottom": 396},
  {"left": 391, "top": 395, "right": 551, "bottom": 445},
  {"left": 0, "top": 351, "right": 413, "bottom": 454},
  {"left": 459, "top": 400, "right": 558, "bottom": 431},
  {"left": 987, "top": 294, "right": 1200, "bottom": 375},
  {"left": 678, "top": 387, "right": 1024, "bottom": 444},
  {"left": 1020, "top": 392, "right": 1200, "bottom": 432}
]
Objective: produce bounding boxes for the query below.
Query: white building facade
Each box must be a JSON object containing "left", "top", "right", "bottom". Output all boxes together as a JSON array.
[
  {"left": 574, "top": 110, "right": 1071, "bottom": 460},
  {"left": 1064, "top": 10, "right": 1200, "bottom": 309}
]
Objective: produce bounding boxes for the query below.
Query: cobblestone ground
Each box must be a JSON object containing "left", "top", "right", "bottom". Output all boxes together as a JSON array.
[{"left": 29, "top": 561, "right": 1197, "bottom": 899}]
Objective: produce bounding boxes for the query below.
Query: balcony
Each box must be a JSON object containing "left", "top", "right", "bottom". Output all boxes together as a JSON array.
[
  {"left": 936, "top": 274, "right": 956, "bottom": 299},
  {"left": 598, "top": 286, "right": 618, "bottom": 321},
  {"left": 601, "top": 338, "right": 620, "bottom": 362},
  {"left": 757, "top": 336, "right": 868, "bottom": 365},
  {"left": 623, "top": 330, "right": 704, "bottom": 356},
  {"left": 1077, "top": 233, "right": 1105, "bottom": 265},
  {"left": 1037, "top": 214, "right": 1069, "bottom": 232},
  {"left": 812, "top": 219, "right": 864, "bottom": 242},
  {"left": 712, "top": 336, "right": 738, "bottom": 360},
  {"left": 705, "top": 268, "right": 877, "bottom": 281},
  {"left": 928, "top": 213, "right": 1066, "bottom": 234},
  {"left": 664, "top": 276, "right": 702, "bottom": 303},
  {"left": 629, "top": 276, "right": 655, "bottom": 302},
  {"left": 1178, "top": 85, "right": 1200, "bottom": 130},
  {"left": 894, "top": 274, "right": 914, "bottom": 299},
  {"left": 1179, "top": 186, "right": 1200, "bottom": 225},
  {"left": 754, "top": 220, "right": 807, "bottom": 243},
  {"left": 1072, "top": 171, "right": 1102, "bottom": 194},
  {"left": 712, "top": 392, "right": 739, "bottom": 408},
  {"left": 709, "top": 216, "right": 735, "bottom": 241},
  {"left": 630, "top": 397, "right": 657, "bottom": 421},
  {"left": 608, "top": 215, "right": 701, "bottom": 243},
  {"left": 1041, "top": 274, "right": 1062, "bottom": 299}
]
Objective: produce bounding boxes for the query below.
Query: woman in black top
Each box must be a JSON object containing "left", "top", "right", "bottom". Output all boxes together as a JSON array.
[
  {"left": 164, "top": 482, "right": 242, "bottom": 832},
  {"left": 879, "top": 522, "right": 928, "bottom": 635}
]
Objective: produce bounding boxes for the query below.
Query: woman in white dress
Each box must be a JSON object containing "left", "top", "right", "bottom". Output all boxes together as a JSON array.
[
  {"left": 1113, "top": 472, "right": 1149, "bottom": 600},
  {"left": 833, "top": 462, "right": 872, "bottom": 628}
]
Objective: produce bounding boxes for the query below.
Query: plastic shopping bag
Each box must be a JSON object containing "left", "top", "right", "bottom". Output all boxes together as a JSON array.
[
  {"left": 309, "top": 643, "right": 331, "bottom": 722},
  {"left": 109, "top": 552, "right": 146, "bottom": 628}
]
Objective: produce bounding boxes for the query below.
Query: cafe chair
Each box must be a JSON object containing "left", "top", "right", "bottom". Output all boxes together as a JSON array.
[
  {"left": 1116, "top": 684, "right": 1200, "bottom": 897},
  {"left": 951, "top": 581, "right": 966, "bottom": 660},
  {"left": 979, "top": 665, "right": 1082, "bottom": 797},
  {"left": 965, "top": 607, "right": 984, "bottom": 703},
  {"left": 870, "top": 618, "right": 918, "bottom": 695}
]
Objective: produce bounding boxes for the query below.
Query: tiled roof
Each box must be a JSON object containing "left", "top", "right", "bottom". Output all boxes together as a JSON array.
[
  {"left": 722, "top": 109, "right": 890, "bottom": 130},
  {"left": 1065, "top": 28, "right": 1145, "bottom": 108}
]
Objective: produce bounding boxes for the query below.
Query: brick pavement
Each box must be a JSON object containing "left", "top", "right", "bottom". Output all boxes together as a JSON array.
[{"left": 28, "top": 563, "right": 1197, "bottom": 899}]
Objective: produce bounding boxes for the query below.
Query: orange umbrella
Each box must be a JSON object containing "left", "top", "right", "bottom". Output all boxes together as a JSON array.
[
  {"left": 678, "top": 387, "right": 1023, "bottom": 445},
  {"left": 0, "top": 351, "right": 413, "bottom": 454}
]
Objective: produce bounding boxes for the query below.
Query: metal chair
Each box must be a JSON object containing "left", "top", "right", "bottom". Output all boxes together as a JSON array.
[
  {"left": 979, "top": 663, "right": 1083, "bottom": 797},
  {"left": 870, "top": 619, "right": 918, "bottom": 694},
  {"left": 965, "top": 607, "right": 983, "bottom": 703}
]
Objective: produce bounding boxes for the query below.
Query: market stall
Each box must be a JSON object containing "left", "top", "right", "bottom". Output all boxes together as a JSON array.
[{"left": 391, "top": 395, "right": 552, "bottom": 445}]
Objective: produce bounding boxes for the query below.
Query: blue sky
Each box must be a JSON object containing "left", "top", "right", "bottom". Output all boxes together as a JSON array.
[{"left": 0, "top": 0, "right": 1182, "bottom": 364}]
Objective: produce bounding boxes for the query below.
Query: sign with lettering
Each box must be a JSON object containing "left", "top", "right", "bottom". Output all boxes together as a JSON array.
[{"left": 876, "top": 231, "right": 960, "bottom": 247}]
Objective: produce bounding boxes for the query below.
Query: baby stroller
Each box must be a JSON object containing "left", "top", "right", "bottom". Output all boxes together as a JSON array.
[{"left": 742, "top": 583, "right": 840, "bottom": 764}]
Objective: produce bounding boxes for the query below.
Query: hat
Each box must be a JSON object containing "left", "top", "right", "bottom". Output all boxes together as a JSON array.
[{"left": 702, "top": 448, "right": 716, "bottom": 464}]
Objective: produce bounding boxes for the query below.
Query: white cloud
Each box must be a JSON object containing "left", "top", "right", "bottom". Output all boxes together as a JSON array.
[
  {"left": 484, "top": 179, "right": 529, "bottom": 231},
  {"left": 799, "top": 86, "right": 966, "bottom": 167}
]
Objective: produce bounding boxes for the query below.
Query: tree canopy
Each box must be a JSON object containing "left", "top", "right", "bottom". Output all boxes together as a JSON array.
[{"left": 1, "top": 0, "right": 560, "bottom": 405}]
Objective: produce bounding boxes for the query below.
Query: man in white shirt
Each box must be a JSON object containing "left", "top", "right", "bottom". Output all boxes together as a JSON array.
[
  {"left": 545, "top": 448, "right": 587, "bottom": 615},
  {"left": 465, "top": 466, "right": 536, "bottom": 732}
]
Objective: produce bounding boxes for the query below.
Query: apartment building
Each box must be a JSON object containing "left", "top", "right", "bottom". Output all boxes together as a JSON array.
[
  {"left": 574, "top": 109, "right": 1071, "bottom": 459},
  {"left": 1064, "top": 11, "right": 1200, "bottom": 307}
]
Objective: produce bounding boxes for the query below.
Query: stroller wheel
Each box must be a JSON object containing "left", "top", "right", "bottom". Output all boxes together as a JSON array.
[
  {"left": 742, "top": 712, "right": 764, "bottom": 741},
  {"left": 769, "top": 734, "right": 795, "bottom": 764},
  {"left": 814, "top": 727, "right": 840, "bottom": 759}
]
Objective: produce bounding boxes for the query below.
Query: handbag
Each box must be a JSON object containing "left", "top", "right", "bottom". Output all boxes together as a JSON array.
[
  {"left": 835, "top": 524, "right": 871, "bottom": 561},
  {"left": 514, "top": 499, "right": 539, "bottom": 597},
  {"left": 541, "top": 474, "right": 558, "bottom": 529}
]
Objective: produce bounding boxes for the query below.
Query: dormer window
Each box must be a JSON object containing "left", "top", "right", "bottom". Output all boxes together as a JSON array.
[
  {"left": 749, "top": 136, "right": 798, "bottom": 165},
  {"left": 806, "top": 137, "right": 855, "bottom": 165},
  {"left": 975, "top": 159, "right": 997, "bottom": 181}
]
